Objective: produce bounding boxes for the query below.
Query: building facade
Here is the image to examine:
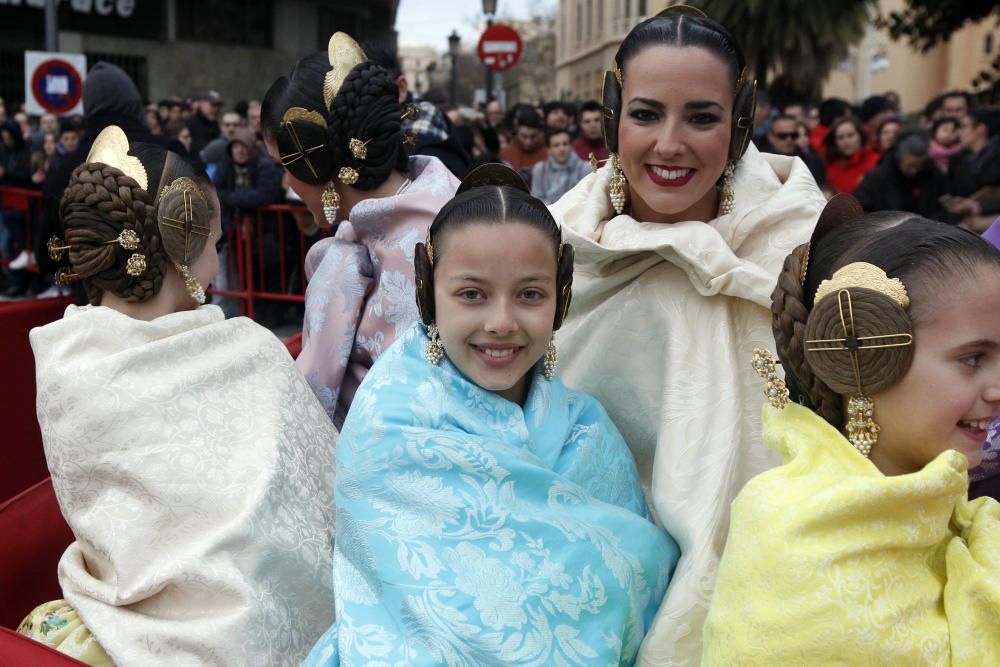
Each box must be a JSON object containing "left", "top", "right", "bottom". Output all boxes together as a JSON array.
[
  {"left": 556, "top": 0, "right": 998, "bottom": 112},
  {"left": 0, "top": 0, "right": 398, "bottom": 111}
]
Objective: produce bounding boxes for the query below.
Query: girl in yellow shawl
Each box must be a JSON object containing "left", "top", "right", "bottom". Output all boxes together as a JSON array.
[{"left": 702, "top": 197, "right": 1000, "bottom": 666}]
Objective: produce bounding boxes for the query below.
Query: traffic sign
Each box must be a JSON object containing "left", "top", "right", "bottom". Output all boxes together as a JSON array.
[
  {"left": 477, "top": 24, "right": 523, "bottom": 72},
  {"left": 25, "top": 51, "right": 87, "bottom": 116}
]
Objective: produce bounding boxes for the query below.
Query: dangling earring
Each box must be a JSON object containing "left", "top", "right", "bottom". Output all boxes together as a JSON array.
[
  {"left": 543, "top": 338, "right": 557, "bottom": 380},
  {"left": 845, "top": 395, "right": 879, "bottom": 457},
  {"left": 719, "top": 162, "right": 735, "bottom": 215},
  {"left": 424, "top": 323, "right": 445, "bottom": 365},
  {"left": 321, "top": 182, "right": 340, "bottom": 225},
  {"left": 609, "top": 153, "right": 627, "bottom": 216},
  {"left": 175, "top": 263, "right": 206, "bottom": 306}
]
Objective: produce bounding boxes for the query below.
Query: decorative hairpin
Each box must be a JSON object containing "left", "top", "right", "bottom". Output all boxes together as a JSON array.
[
  {"left": 349, "top": 137, "right": 370, "bottom": 160},
  {"left": 338, "top": 166, "right": 359, "bottom": 185},
  {"left": 401, "top": 103, "right": 420, "bottom": 121},
  {"left": 48, "top": 229, "right": 142, "bottom": 262},
  {"left": 612, "top": 60, "right": 623, "bottom": 86},
  {"left": 403, "top": 132, "right": 417, "bottom": 148},
  {"left": 813, "top": 262, "right": 909, "bottom": 309},
  {"left": 125, "top": 253, "right": 147, "bottom": 276},
  {"left": 324, "top": 33, "right": 367, "bottom": 112},
  {"left": 751, "top": 348, "right": 789, "bottom": 409}
]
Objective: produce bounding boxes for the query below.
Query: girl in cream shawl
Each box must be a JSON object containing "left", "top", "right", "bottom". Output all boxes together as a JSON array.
[
  {"left": 550, "top": 9, "right": 825, "bottom": 664},
  {"left": 20, "top": 127, "right": 337, "bottom": 667},
  {"left": 703, "top": 205, "right": 1000, "bottom": 665},
  {"left": 304, "top": 166, "right": 678, "bottom": 666}
]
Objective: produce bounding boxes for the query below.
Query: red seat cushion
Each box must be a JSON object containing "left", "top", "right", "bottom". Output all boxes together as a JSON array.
[
  {"left": 0, "top": 626, "right": 87, "bottom": 666},
  {"left": 0, "top": 478, "right": 74, "bottom": 630},
  {"left": 284, "top": 332, "right": 303, "bottom": 359}
]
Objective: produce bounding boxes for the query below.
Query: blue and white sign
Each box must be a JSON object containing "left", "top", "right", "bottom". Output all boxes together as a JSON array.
[{"left": 25, "top": 51, "right": 87, "bottom": 116}]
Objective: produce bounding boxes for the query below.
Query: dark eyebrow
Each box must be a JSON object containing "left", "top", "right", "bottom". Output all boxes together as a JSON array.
[
  {"left": 954, "top": 339, "right": 998, "bottom": 352},
  {"left": 627, "top": 97, "right": 724, "bottom": 112}
]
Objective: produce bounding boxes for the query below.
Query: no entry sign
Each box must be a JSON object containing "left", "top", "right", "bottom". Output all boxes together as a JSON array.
[
  {"left": 25, "top": 51, "right": 87, "bottom": 116},
  {"left": 477, "top": 24, "right": 523, "bottom": 72}
]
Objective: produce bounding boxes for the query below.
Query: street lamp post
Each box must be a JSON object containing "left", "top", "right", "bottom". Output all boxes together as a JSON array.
[
  {"left": 482, "top": 0, "right": 498, "bottom": 102},
  {"left": 448, "top": 30, "right": 461, "bottom": 107}
]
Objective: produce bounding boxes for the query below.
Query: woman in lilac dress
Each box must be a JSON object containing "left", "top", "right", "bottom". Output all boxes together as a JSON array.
[{"left": 262, "top": 32, "right": 459, "bottom": 426}]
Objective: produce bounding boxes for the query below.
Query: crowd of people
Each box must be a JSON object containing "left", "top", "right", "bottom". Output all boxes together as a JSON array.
[{"left": 3, "top": 6, "right": 1000, "bottom": 667}]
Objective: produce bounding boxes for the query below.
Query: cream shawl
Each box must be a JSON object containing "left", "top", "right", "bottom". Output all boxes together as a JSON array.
[
  {"left": 31, "top": 305, "right": 338, "bottom": 666},
  {"left": 550, "top": 145, "right": 825, "bottom": 666}
]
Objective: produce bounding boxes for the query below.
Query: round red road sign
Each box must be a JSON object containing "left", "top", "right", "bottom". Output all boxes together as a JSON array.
[
  {"left": 477, "top": 24, "right": 523, "bottom": 72},
  {"left": 30, "top": 59, "right": 84, "bottom": 114}
]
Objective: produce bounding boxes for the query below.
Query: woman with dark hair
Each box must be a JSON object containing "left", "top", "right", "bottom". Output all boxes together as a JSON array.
[
  {"left": 704, "top": 200, "right": 1000, "bottom": 664},
  {"left": 824, "top": 115, "right": 880, "bottom": 193},
  {"left": 549, "top": 7, "right": 825, "bottom": 663},
  {"left": 304, "top": 165, "right": 678, "bottom": 666},
  {"left": 19, "top": 126, "right": 338, "bottom": 666},
  {"left": 261, "top": 32, "right": 459, "bottom": 427}
]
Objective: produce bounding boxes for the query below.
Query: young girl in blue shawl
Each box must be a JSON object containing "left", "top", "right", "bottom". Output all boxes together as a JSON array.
[{"left": 304, "top": 165, "right": 679, "bottom": 666}]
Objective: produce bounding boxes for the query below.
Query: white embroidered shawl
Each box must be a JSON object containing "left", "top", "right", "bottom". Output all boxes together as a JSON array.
[
  {"left": 550, "top": 145, "right": 826, "bottom": 666},
  {"left": 31, "top": 305, "right": 338, "bottom": 666}
]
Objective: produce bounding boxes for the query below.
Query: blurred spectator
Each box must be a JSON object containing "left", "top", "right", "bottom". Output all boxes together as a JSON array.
[
  {"left": 884, "top": 90, "right": 901, "bottom": 112},
  {"left": 757, "top": 114, "right": 825, "bottom": 187},
  {"left": 201, "top": 110, "right": 245, "bottom": 168},
  {"left": 0, "top": 118, "right": 35, "bottom": 294},
  {"left": 499, "top": 109, "right": 547, "bottom": 184},
  {"left": 0, "top": 96, "right": 6, "bottom": 124},
  {"left": 486, "top": 99, "right": 505, "bottom": 127},
  {"left": 186, "top": 90, "right": 223, "bottom": 154},
  {"left": 572, "top": 100, "right": 608, "bottom": 163},
  {"left": 158, "top": 96, "right": 184, "bottom": 125},
  {"left": 213, "top": 127, "right": 283, "bottom": 213},
  {"left": 824, "top": 116, "right": 880, "bottom": 193},
  {"left": 146, "top": 104, "right": 162, "bottom": 135},
  {"left": 56, "top": 119, "right": 80, "bottom": 157},
  {"left": 165, "top": 118, "right": 199, "bottom": 167},
  {"left": 858, "top": 95, "right": 893, "bottom": 144},
  {"left": 781, "top": 101, "right": 807, "bottom": 126},
  {"left": 531, "top": 127, "right": 590, "bottom": 205},
  {"left": 751, "top": 89, "right": 773, "bottom": 143},
  {"left": 944, "top": 109, "right": 1000, "bottom": 223},
  {"left": 812, "top": 97, "right": 850, "bottom": 155},
  {"left": 30, "top": 131, "right": 57, "bottom": 186},
  {"left": 364, "top": 40, "right": 471, "bottom": 179},
  {"left": 13, "top": 111, "right": 31, "bottom": 140},
  {"left": 940, "top": 91, "right": 972, "bottom": 120},
  {"left": 874, "top": 116, "right": 902, "bottom": 154},
  {"left": 543, "top": 102, "right": 570, "bottom": 130},
  {"left": 247, "top": 99, "right": 262, "bottom": 134},
  {"left": 29, "top": 112, "right": 59, "bottom": 152},
  {"left": 929, "top": 117, "right": 961, "bottom": 173},
  {"left": 853, "top": 129, "right": 948, "bottom": 219}
]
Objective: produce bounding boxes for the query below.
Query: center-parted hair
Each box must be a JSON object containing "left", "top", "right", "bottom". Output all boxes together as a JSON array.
[
  {"left": 772, "top": 208, "right": 1000, "bottom": 428},
  {"left": 413, "top": 164, "right": 574, "bottom": 330},
  {"left": 261, "top": 52, "right": 407, "bottom": 190}
]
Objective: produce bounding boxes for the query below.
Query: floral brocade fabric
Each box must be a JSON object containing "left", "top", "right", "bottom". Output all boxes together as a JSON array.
[
  {"left": 303, "top": 324, "right": 679, "bottom": 666},
  {"left": 296, "top": 155, "right": 460, "bottom": 428},
  {"left": 703, "top": 403, "right": 1000, "bottom": 666}
]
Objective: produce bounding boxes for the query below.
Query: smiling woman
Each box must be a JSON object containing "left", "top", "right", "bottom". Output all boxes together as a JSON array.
[
  {"left": 548, "top": 7, "right": 827, "bottom": 664},
  {"left": 301, "top": 165, "right": 679, "bottom": 666}
]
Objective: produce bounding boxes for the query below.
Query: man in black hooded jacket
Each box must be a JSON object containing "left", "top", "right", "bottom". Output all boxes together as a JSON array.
[{"left": 36, "top": 62, "right": 171, "bottom": 275}]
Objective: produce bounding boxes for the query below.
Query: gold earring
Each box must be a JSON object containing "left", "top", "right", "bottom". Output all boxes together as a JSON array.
[
  {"left": 338, "top": 166, "right": 359, "bottom": 185},
  {"left": 175, "top": 263, "right": 206, "bottom": 305},
  {"left": 609, "top": 153, "right": 627, "bottom": 215},
  {"left": 321, "top": 182, "right": 340, "bottom": 225},
  {"left": 845, "top": 395, "right": 879, "bottom": 457},
  {"left": 720, "top": 162, "right": 735, "bottom": 215},
  {"left": 751, "top": 348, "right": 789, "bottom": 409},
  {"left": 424, "top": 323, "right": 445, "bottom": 365},
  {"left": 543, "top": 338, "right": 557, "bottom": 380}
]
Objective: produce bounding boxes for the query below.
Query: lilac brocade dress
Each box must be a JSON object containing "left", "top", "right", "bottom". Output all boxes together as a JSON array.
[
  {"left": 974, "top": 218, "right": 1000, "bottom": 483},
  {"left": 296, "top": 155, "right": 459, "bottom": 427}
]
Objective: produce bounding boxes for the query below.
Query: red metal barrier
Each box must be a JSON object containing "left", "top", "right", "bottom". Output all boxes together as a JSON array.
[
  {"left": 0, "top": 186, "right": 43, "bottom": 273},
  {"left": 207, "top": 204, "right": 330, "bottom": 319}
]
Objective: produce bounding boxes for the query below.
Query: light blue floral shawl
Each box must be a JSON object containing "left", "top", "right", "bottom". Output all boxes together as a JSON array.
[{"left": 304, "top": 323, "right": 679, "bottom": 666}]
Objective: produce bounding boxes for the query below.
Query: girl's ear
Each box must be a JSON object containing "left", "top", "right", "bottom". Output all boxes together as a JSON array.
[
  {"left": 553, "top": 243, "right": 575, "bottom": 330},
  {"left": 414, "top": 242, "right": 435, "bottom": 325}
]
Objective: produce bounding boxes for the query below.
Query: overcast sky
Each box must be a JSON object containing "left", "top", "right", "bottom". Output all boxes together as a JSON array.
[{"left": 395, "top": 0, "right": 557, "bottom": 50}]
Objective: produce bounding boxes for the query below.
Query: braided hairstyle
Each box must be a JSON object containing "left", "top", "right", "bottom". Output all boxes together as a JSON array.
[
  {"left": 772, "top": 207, "right": 1000, "bottom": 430},
  {"left": 262, "top": 51, "right": 408, "bottom": 191},
  {"left": 59, "top": 142, "right": 212, "bottom": 305}
]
